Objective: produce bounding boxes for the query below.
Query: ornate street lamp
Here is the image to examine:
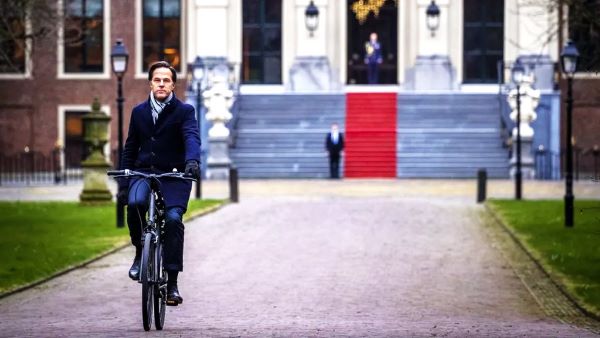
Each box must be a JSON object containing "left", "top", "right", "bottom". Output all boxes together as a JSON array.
[
  {"left": 111, "top": 39, "right": 129, "bottom": 228},
  {"left": 426, "top": 0, "right": 440, "bottom": 37},
  {"left": 560, "top": 40, "right": 579, "bottom": 227},
  {"left": 511, "top": 60, "right": 525, "bottom": 200},
  {"left": 305, "top": 0, "right": 319, "bottom": 37},
  {"left": 190, "top": 56, "right": 205, "bottom": 199}
]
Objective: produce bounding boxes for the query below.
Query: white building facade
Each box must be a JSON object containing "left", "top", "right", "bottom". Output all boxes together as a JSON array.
[{"left": 186, "top": 0, "right": 559, "bottom": 91}]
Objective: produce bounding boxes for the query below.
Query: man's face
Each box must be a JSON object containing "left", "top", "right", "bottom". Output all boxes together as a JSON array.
[
  {"left": 331, "top": 124, "right": 338, "bottom": 132},
  {"left": 150, "top": 67, "right": 175, "bottom": 101},
  {"left": 370, "top": 33, "right": 377, "bottom": 42}
]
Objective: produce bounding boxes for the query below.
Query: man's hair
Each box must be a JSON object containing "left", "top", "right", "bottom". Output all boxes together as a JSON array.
[{"left": 148, "top": 61, "right": 177, "bottom": 82}]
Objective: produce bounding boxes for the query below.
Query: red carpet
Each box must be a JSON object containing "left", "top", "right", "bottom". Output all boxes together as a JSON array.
[{"left": 344, "top": 93, "right": 397, "bottom": 178}]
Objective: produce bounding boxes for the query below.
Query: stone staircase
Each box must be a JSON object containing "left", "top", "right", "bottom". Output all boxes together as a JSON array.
[
  {"left": 230, "top": 93, "right": 508, "bottom": 178},
  {"left": 397, "top": 94, "right": 509, "bottom": 178},
  {"left": 230, "top": 94, "right": 345, "bottom": 178}
]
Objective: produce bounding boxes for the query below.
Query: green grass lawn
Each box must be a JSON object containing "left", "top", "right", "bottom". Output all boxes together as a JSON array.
[
  {"left": 488, "top": 199, "right": 600, "bottom": 317},
  {"left": 0, "top": 199, "right": 223, "bottom": 295}
]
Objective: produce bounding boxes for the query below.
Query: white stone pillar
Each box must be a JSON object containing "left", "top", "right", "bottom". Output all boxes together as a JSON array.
[{"left": 203, "top": 69, "right": 234, "bottom": 179}]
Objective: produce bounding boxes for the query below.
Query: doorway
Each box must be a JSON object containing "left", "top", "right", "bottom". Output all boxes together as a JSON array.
[{"left": 347, "top": 0, "right": 398, "bottom": 84}]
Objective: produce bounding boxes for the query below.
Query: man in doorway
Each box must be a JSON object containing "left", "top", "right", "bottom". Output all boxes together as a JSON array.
[
  {"left": 364, "top": 32, "right": 383, "bottom": 84},
  {"left": 118, "top": 61, "right": 201, "bottom": 306},
  {"left": 325, "top": 123, "right": 344, "bottom": 179}
]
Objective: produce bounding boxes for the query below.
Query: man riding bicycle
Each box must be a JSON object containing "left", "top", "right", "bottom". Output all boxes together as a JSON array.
[{"left": 118, "top": 61, "right": 201, "bottom": 306}]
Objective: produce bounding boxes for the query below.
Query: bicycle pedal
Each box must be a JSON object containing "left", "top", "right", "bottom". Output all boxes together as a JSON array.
[{"left": 166, "top": 300, "right": 179, "bottom": 307}]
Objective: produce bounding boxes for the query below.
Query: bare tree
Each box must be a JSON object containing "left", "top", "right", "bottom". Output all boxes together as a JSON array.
[
  {"left": 519, "top": 0, "right": 600, "bottom": 71},
  {"left": 0, "top": 0, "right": 84, "bottom": 73}
]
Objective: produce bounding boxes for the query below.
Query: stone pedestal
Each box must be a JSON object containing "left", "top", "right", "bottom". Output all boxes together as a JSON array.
[
  {"left": 289, "top": 56, "right": 338, "bottom": 92},
  {"left": 80, "top": 158, "right": 113, "bottom": 203},
  {"left": 510, "top": 135, "right": 536, "bottom": 179},
  {"left": 79, "top": 98, "right": 112, "bottom": 204},
  {"left": 405, "top": 55, "right": 455, "bottom": 90},
  {"left": 206, "top": 136, "right": 231, "bottom": 179}
]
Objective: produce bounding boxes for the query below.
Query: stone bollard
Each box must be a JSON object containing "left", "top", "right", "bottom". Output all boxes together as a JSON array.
[
  {"left": 79, "top": 98, "right": 112, "bottom": 204},
  {"left": 477, "top": 169, "right": 487, "bottom": 203},
  {"left": 229, "top": 166, "right": 239, "bottom": 203}
]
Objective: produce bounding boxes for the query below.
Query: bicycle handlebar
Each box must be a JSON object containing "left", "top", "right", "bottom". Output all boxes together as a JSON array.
[{"left": 107, "top": 169, "right": 197, "bottom": 181}]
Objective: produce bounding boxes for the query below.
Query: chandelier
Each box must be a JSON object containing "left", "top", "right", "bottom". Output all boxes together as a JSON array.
[{"left": 351, "top": 0, "right": 397, "bottom": 25}]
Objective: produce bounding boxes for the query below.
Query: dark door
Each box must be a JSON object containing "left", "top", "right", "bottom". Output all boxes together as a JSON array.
[
  {"left": 347, "top": 0, "right": 397, "bottom": 84},
  {"left": 242, "top": 0, "right": 282, "bottom": 84},
  {"left": 463, "top": 0, "right": 504, "bottom": 83},
  {"left": 64, "top": 111, "right": 87, "bottom": 168}
]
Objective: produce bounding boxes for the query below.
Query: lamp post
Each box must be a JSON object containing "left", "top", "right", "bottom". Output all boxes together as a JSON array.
[
  {"left": 426, "top": 0, "right": 440, "bottom": 37},
  {"left": 560, "top": 40, "right": 579, "bottom": 228},
  {"left": 512, "top": 60, "right": 525, "bottom": 200},
  {"left": 111, "top": 39, "right": 129, "bottom": 228},
  {"left": 305, "top": 0, "right": 319, "bottom": 37},
  {"left": 190, "top": 56, "right": 205, "bottom": 199}
]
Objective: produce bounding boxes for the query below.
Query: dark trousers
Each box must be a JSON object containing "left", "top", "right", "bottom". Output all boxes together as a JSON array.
[
  {"left": 127, "top": 179, "right": 185, "bottom": 272},
  {"left": 329, "top": 153, "right": 341, "bottom": 178},
  {"left": 367, "top": 62, "right": 379, "bottom": 84}
]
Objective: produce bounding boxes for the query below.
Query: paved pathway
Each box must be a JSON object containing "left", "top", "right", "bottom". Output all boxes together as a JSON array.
[{"left": 0, "top": 180, "right": 598, "bottom": 337}]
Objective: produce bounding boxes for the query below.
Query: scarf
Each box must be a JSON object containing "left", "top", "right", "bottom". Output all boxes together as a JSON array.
[{"left": 150, "top": 91, "right": 173, "bottom": 124}]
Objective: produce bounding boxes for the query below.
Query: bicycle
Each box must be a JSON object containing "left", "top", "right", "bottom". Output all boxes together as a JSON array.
[{"left": 107, "top": 169, "right": 196, "bottom": 331}]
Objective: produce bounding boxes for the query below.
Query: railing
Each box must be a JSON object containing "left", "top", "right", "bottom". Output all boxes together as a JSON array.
[
  {"left": 534, "top": 145, "right": 600, "bottom": 181},
  {"left": 0, "top": 151, "right": 91, "bottom": 186}
]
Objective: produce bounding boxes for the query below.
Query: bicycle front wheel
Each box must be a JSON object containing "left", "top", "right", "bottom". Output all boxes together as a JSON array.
[
  {"left": 141, "top": 232, "right": 154, "bottom": 331},
  {"left": 154, "top": 242, "right": 166, "bottom": 330}
]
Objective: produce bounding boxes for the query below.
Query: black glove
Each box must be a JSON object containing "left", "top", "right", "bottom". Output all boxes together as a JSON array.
[
  {"left": 185, "top": 160, "right": 200, "bottom": 179},
  {"left": 116, "top": 179, "right": 129, "bottom": 205}
]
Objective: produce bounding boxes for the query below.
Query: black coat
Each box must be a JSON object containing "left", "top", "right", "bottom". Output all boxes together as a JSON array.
[
  {"left": 325, "top": 132, "right": 344, "bottom": 158},
  {"left": 121, "top": 94, "right": 201, "bottom": 209}
]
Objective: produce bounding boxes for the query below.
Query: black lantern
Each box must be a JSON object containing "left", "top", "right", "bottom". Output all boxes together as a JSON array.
[
  {"left": 190, "top": 56, "right": 205, "bottom": 199},
  {"left": 111, "top": 39, "right": 129, "bottom": 78},
  {"left": 305, "top": 0, "right": 319, "bottom": 37},
  {"left": 560, "top": 40, "right": 579, "bottom": 227},
  {"left": 511, "top": 60, "right": 525, "bottom": 85},
  {"left": 426, "top": 0, "right": 440, "bottom": 37},
  {"left": 560, "top": 40, "right": 579, "bottom": 77},
  {"left": 110, "top": 39, "right": 129, "bottom": 228}
]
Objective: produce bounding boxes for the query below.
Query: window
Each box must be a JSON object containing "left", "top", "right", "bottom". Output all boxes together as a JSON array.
[
  {"left": 0, "top": 7, "right": 26, "bottom": 73},
  {"left": 143, "top": 0, "right": 182, "bottom": 71},
  {"left": 63, "top": 0, "right": 104, "bottom": 73},
  {"left": 569, "top": 0, "right": 600, "bottom": 72},
  {"left": 463, "top": 0, "right": 504, "bottom": 83},
  {"left": 242, "top": 0, "right": 282, "bottom": 84}
]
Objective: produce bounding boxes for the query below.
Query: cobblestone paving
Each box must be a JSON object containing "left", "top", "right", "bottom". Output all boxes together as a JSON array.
[{"left": 0, "top": 180, "right": 598, "bottom": 337}]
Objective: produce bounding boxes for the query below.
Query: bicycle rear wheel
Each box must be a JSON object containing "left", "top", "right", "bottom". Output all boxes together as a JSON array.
[
  {"left": 154, "top": 242, "right": 166, "bottom": 330},
  {"left": 141, "top": 232, "right": 154, "bottom": 331}
]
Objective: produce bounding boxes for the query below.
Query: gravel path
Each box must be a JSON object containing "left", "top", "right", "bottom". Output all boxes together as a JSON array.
[{"left": 0, "top": 188, "right": 597, "bottom": 337}]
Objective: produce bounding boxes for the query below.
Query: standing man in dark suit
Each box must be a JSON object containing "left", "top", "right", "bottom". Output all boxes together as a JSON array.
[
  {"left": 364, "top": 32, "right": 382, "bottom": 84},
  {"left": 325, "top": 123, "right": 344, "bottom": 179},
  {"left": 118, "top": 61, "right": 200, "bottom": 306}
]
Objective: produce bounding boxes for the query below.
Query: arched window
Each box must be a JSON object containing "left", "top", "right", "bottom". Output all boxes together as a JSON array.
[{"left": 242, "top": 0, "right": 282, "bottom": 84}]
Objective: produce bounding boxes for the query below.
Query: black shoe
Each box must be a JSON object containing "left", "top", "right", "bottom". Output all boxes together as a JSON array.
[
  {"left": 128, "top": 256, "right": 141, "bottom": 280},
  {"left": 166, "top": 284, "right": 183, "bottom": 306}
]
